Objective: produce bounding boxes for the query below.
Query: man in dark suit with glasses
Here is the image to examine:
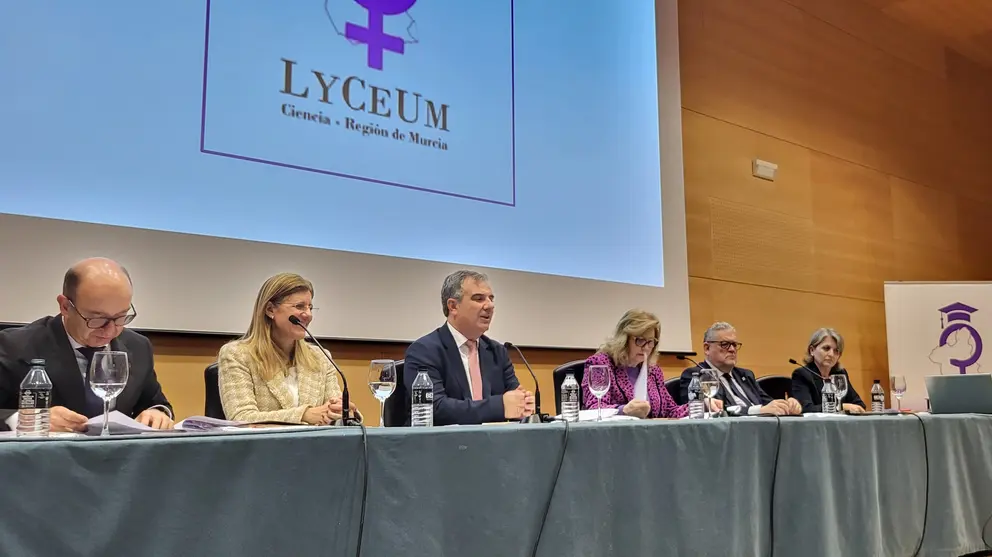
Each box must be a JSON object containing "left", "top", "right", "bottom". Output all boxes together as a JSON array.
[
  {"left": 679, "top": 321, "right": 801, "bottom": 416},
  {"left": 0, "top": 258, "right": 173, "bottom": 432}
]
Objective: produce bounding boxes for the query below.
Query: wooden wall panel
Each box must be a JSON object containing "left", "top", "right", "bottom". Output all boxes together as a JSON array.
[
  {"left": 681, "top": 0, "right": 992, "bottom": 201},
  {"left": 680, "top": 0, "right": 992, "bottom": 410},
  {"left": 143, "top": 0, "right": 992, "bottom": 422},
  {"left": 809, "top": 151, "right": 893, "bottom": 301},
  {"left": 782, "top": 0, "right": 948, "bottom": 76}
]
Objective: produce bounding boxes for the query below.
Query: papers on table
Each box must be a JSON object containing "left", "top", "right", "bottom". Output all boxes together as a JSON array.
[
  {"left": 174, "top": 416, "right": 246, "bottom": 431},
  {"left": 84, "top": 411, "right": 158, "bottom": 435},
  {"left": 554, "top": 408, "right": 639, "bottom": 422},
  {"left": 802, "top": 411, "right": 857, "bottom": 418},
  {"left": 174, "top": 416, "right": 315, "bottom": 434},
  {"left": 0, "top": 413, "right": 317, "bottom": 440}
]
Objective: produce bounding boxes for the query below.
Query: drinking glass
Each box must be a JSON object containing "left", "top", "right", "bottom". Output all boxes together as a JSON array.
[
  {"left": 89, "top": 351, "right": 129, "bottom": 437},
  {"left": 891, "top": 375, "right": 907, "bottom": 411},
  {"left": 832, "top": 374, "right": 849, "bottom": 411},
  {"left": 368, "top": 359, "right": 397, "bottom": 427},
  {"left": 587, "top": 365, "right": 611, "bottom": 421},
  {"left": 699, "top": 370, "right": 721, "bottom": 418}
]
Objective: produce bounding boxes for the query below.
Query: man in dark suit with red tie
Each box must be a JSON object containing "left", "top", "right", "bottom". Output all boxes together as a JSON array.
[
  {"left": 0, "top": 258, "right": 173, "bottom": 432},
  {"left": 403, "top": 270, "right": 535, "bottom": 425}
]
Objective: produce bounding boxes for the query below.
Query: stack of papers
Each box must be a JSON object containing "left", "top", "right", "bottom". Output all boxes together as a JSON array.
[
  {"left": 555, "top": 408, "right": 639, "bottom": 422},
  {"left": 174, "top": 416, "right": 315, "bottom": 433},
  {"left": 84, "top": 411, "right": 159, "bottom": 436},
  {"left": 174, "top": 416, "right": 246, "bottom": 431}
]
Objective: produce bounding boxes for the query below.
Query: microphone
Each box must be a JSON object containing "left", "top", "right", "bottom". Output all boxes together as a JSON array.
[
  {"left": 788, "top": 358, "right": 820, "bottom": 377},
  {"left": 677, "top": 354, "right": 703, "bottom": 369},
  {"left": 289, "top": 315, "right": 358, "bottom": 426},
  {"left": 504, "top": 342, "right": 550, "bottom": 423}
]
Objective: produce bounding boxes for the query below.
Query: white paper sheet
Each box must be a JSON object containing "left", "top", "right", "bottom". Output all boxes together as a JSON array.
[
  {"left": 85, "top": 411, "right": 158, "bottom": 435},
  {"left": 174, "top": 416, "right": 246, "bottom": 431},
  {"left": 555, "top": 408, "right": 639, "bottom": 422}
]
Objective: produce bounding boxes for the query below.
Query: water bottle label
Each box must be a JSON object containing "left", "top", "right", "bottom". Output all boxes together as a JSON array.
[
  {"left": 19, "top": 389, "right": 50, "bottom": 410},
  {"left": 412, "top": 389, "right": 433, "bottom": 405},
  {"left": 872, "top": 394, "right": 883, "bottom": 403}
]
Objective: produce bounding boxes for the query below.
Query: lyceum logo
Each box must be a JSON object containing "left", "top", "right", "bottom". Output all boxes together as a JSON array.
[{"left": 345, "top": 0, "right": 417, "bottom": 70}]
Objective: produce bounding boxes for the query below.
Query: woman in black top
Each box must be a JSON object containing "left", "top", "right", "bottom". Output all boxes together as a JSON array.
[{"left": 791, "top": 328, "right": 866, "bottom": 413}]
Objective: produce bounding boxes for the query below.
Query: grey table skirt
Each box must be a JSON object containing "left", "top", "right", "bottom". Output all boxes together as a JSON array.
[{"left": 0, "top": 414, "right": 988, "bottom": 557}]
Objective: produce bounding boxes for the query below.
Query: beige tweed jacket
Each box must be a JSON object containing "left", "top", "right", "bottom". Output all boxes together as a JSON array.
[{"left": 217, "top": 340, "right": 345, "bottom": 424}]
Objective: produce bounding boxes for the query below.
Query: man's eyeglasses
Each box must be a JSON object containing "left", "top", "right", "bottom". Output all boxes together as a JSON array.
[
  {"left": 633, "top": 337, "right": 657, "bottom": 348},
  {"left": 68, "top": 299, "right": 137, "bottom": 329},
  {"left": 708, "top": 341, "right": 743, "bottom": 351},
  {"left": 282, "top": 302, "right": 318, "bottom": 313}
]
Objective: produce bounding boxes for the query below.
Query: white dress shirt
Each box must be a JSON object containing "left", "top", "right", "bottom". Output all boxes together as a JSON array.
[
  {"left": 284, "top": 366, "right": 300, "bottom": 407},
  {"left": 446, "top": 322, "right": 477, "bottom": 392}
]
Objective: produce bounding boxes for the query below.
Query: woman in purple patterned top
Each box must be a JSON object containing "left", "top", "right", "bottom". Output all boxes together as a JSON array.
[{"left": 581, "top": 309, "right": 690, "bottom": 419}]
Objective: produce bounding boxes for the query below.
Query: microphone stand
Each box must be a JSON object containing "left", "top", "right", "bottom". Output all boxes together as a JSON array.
[
  {"left": 677, "top": 354, "right": 727, "bottom": 417},
  {"left": 290, "top": 316, "right": 360, "bottom": 426},
  {"left": 789, "top": 358, "right": 843, "bottom": 414},
  {"left": 505, "top": 342, "right": 553, "bottom": 423},
  {"left": 677, "top": 354, "right": 702, "bottom": 369}
]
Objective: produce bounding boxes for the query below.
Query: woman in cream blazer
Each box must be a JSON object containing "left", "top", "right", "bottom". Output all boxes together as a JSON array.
[{"left": 218, "top": 273, "right": 358, "bottom": 424}]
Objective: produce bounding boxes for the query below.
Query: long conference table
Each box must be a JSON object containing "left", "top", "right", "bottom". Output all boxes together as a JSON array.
[{"left": 1, "top": 414, "right": 990, "bottom": 557}]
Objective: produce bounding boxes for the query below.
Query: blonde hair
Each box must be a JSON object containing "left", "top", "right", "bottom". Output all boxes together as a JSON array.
[
  {"left": 803, "top": 327, "right": 844, "bottom": 365},
  {"left": 231, "top": 273, "right": 321, "bottom": 381},
  {"left": 599, "top": 309, "right": 661, "bottom": 367}
]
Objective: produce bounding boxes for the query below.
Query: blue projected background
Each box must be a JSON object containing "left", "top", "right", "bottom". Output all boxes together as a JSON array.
[{"left": 0, "top": 0, "right": 664, "bottom": 287}]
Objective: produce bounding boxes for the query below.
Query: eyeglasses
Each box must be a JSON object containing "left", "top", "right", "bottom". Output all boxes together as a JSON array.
[
  {"left": 633, "top": 337, "right": 657, "bottom": 348},
  {"left": 708, "top": 341, "right": 743, "bottom": 351},
  {"left": 68, "top": 299, "right": 137, "bottom": 329},
  {"left": 282, "top": 302, "right": 318, "bottom": 313}
]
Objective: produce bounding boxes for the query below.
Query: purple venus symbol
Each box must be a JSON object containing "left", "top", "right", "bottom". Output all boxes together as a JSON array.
[{"left": 345, "top": 0, "right": 416, "bottom": 70}]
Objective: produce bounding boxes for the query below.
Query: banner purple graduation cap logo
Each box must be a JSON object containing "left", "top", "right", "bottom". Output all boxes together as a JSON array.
[{"left": 930, "top": 302, "right": 983, "bottom": 374}]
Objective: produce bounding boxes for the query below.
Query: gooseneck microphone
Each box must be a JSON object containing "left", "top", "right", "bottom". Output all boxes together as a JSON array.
[
  {"left": 676, "top": 354, "right": 704, "bottom": 369},
  {"left": 678, "top": 355, "right": 734, "bottom": 416},
  {"left": 289, "top": 315, "right": 359, "bottom": 426},
  {"left": 788, "top": 358, "right": 820, "bottom": 377},
  {"left": 504, "top": 342, "right": 551, "bottom": 423}
]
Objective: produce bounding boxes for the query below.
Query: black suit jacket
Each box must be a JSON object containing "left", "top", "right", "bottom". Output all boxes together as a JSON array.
[
  {"left": 403, "top": 324, "right": 520, "bottom": 425},
  {"left": 790, "top": 366, "right": 865, "bottom": 413},
  {"left": 0, "top": 316, "right": 172, "bottom": 428},
  {"left": 679, "top": 364, "right": 772, "bottom": 414}
]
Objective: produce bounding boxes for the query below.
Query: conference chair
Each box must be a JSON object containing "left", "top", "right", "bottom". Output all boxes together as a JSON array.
[
  {"left": 665, "top": 377, "right": 684, "bottom": 405},
  {"left": 757, "top": 375, "right": 792, "bottom": 401},
  {"left": 204, "top": 362, "right": 226, "bottom": 419},
  {"left": 382, "top": 359, "right": 407, "bottom": 427},
  {"left": 552, "top": 360, "right": 586, "bottom": 413}
]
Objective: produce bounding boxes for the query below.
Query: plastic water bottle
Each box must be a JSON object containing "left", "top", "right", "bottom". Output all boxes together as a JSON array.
[
  {"left": 560, "top": 373, "right": 580, "bottom": 422},
  {"left": 17, "top": 359, "right": 52, "bottom": 438},
  {"left": 822, "top": 377, "right": 838, "bottom": 414},
  {"left": 687, "top": 371, "right": 705, "bottom": 419},
  {"left": 410, "top": 368, "right": 434, "bottom": 427},
  {"left": 870, "top": 379, "right": 885, "bottom": 413}
]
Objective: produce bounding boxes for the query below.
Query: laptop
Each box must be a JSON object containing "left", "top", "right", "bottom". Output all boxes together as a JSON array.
[{"left": 924, "top": 374, "right": 992, "bottom": 415}]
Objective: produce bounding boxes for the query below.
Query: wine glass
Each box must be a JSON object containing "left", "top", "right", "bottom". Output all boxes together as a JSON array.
[
  {"left": 832, "top": 374, "right": 849, "bottom": 412},
  {"left": 89, "top": 351, "right": 129, "bottom": 437},
  {"left": 367, "top": 359, "right": 397, "bottom": 427},
  {"left": 587, "top": 365, "right": 611, "bottom": 421},
  {"left": 891, "top": 375, "right": 907, "bottom": 411},
  {"left": 699, "top": 370, "right": 721, "bottom": 418}
]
